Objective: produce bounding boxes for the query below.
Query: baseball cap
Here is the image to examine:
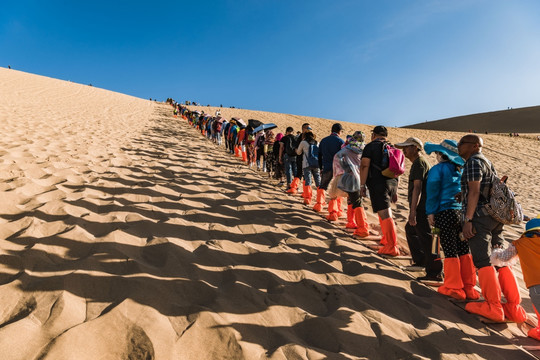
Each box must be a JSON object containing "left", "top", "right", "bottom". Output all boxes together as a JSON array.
[{"left": 395, "top": 137, "right": 424, "bottom": 151}]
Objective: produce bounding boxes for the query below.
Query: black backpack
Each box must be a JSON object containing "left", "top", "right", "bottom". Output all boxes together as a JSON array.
[{"left": 284, "top": 135, "right": 296, "bottom": 156}]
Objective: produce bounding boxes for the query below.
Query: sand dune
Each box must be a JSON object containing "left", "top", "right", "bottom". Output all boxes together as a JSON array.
[
  {"left": 402, "top": 105, "right": 540, "bottom": 134},
  {"left": 1, "top": 68, "right": 539, "bottom": 359}
]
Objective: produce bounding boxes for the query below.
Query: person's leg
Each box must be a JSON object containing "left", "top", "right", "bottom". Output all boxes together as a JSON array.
[
  {"left": 287, "top": 156, "right": 300, "bottom": 193},
  {"left": 528, "top": 285, "right": 540, "bottom": 340},
  {"left": 313, "top": 169, "right": 321, "bottom": 188},
  {"left": 303, "top": 168, "right": 312, "bottom": 186},
  {"left": 313, "top": 169, "right": 327, "bottom": 212},
  {"left": 348, "top": 191, "right": 369, "bottom": 237},
  {"left": 284, "top": 155, "right": 293, "bottom": 187},
  {"left": 370, "top": 181, "right": 399, "bottom": 256},
  {"left": 497, "top": 266, "right": 527, "bottom": 322},
  {"left": 319, "top": 170, "right": 333, "bottom": 191},
  {"left": 468, "top": 214, "right": 497, "bottom": 269},
  {"left": 377, "top": 207, "right": 399, "bottom": 256},
  {"left": 302, "top": 168, "right": 313, "bottom": 204},
  {"left": 416, "top": 208, "right": 442, "bottom": 278},
  {"left": 436, "top": 210, "right": 466, "bottom": 299},
  {"left": 465, "top": 215, "right": 504, "bottom": 321},
  {"left": 435, "top": 209, "right": 479, "bottom": 299},
  {"left": 405, "top": 222, "right": 425, "bottom": 266},
  {"left": 296, "top": 156, "right": 303, "bottom": 181}
]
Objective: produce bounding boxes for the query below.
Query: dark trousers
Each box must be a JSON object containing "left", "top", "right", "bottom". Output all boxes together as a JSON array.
[
  {"left": 468, "top": 214, "right": 504, "bottom": 269},
  {"left": 347, "top": 191, "right": 362, "bottom": 209},
  {"left": 405, "top": 207, "right": 442, "bottom": 277},
  {"left": 296, "top": 155, "right": 303, "bottom": 180},
  {"left": 319, "top": 170, "right": 333, "bottom": 190}
]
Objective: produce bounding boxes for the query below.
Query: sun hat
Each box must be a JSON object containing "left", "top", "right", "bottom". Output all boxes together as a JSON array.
[
  {"left": 395, "top": 137, "right": 423, "bottom": 151},
  {"left": 424, "top": 139, "right": 465, "bottom": 166}
]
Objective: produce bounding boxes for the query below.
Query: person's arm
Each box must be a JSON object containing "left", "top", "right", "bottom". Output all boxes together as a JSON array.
[
  {"left": 296, "top": 141, "right": 304, "bottom": 156},
  {"left": 279, "top": 142, "right": 284, "bottom": 164},
  {"left": 425, "top": 168, "right": 442, "bottom": 227},
  {"left": 462, "top": 180, "right": 481, "bottom": 239},
  {"left": 409, "top": 180, "right": 422, "bottom": 226},
  {"left": 360, "top": 157, "right": 370, "bottom": 197},
  {"left": 318, "top": 142, "right": 324, "bottom": 169}
]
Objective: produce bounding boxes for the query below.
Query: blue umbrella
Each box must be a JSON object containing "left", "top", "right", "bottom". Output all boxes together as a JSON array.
[{"left": 253, "top": 123, "right": 277, "bottom": 133}]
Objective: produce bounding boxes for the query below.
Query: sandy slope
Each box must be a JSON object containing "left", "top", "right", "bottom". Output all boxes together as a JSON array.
[{"left": 0, "top": 68, "right": 538, "bottom": 359}]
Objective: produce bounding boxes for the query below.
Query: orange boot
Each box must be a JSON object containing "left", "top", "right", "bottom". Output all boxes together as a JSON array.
[
  {"left": 353, "top": 207, "right": 370, "bottom": 237},
  {"left": 336, "top": 197, "right": 344, "bottom": 218},
  {"left": 465, "top": 266, "right": 504, "bottom": 322},
  {"left": 498, "top": 266, "right": 528, "bottom": 322},
  {"left": 241, "top": 146, "right": 248, "bottom": 162},
  {"left": 312, "top": 188, "right": 326, "bottom": 212},
  {"left": 345, "top": 204, "right": 357, "bottom": 229},
  {"left": 528, "top": 306, "right": 540, "bottom": 341},
  {"left": 235, "top": 145, "right": 241, "bottom": 157},
  {"left": 303, "top": 185, "right": 313, "bottom": 205},
  {"left": 378, "top": 216, "right": 387, "bottom": 246},
  {"left": 287, "top": 177, "right": 300, "bottom": 194},
  {"left": 459, "top": 254, "right": 480, "bottom": 300},
  {"left": 438, "top": 257, "right": 466, "bottom": 300},
  {"left": 326, "top": 199, "right": 339, "bottom": 221},
  {"left": 377, "top": 217, "right": 399, "bottom": 256}
]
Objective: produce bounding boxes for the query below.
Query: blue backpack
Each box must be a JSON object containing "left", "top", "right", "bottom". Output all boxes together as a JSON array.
[{"left": 307, "top": 142, "right": 320, "bottom": 169}]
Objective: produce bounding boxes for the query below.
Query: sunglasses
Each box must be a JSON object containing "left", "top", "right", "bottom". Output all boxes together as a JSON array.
[{"left": 457, "top": 141, "right": 477, "bottom": 146}]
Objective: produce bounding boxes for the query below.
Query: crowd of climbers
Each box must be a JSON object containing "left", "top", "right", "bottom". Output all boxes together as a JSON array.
[{"left": 171, "top": 102, "right": 540, "bottom": 341}]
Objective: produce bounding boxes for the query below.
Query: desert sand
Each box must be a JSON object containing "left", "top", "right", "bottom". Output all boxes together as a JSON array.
[{"left": 1, "top": 67, "right": 539, "bottom": 359}]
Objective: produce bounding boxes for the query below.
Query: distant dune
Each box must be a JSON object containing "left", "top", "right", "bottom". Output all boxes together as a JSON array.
[{"left": 403, "top": 106, "right": 540, "bottom": 133}]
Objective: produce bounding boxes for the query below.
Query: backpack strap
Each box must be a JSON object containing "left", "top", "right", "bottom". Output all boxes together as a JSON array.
[{"left": 370, "top": 140, "right": 388, "bottom": 172}]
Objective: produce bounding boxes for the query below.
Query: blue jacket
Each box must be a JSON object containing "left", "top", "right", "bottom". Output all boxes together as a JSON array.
[
  {"left": 319, "top": 133, "right": 345, "bottom": 172},
  {"left": 426, "top": 161, "right": 462, "bottom": 215}
]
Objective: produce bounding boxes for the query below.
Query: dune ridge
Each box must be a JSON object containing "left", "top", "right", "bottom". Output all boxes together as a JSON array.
[
  {"left": 402, "top": 106, "right": 540, "bottom": 134},
  {"left": 1, "top": 67, "right": 539, "bottom": 359}
]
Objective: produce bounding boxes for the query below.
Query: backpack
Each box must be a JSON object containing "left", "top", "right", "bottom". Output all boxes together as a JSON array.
[
  {"left": 373, "top": 142, "right": 405, "bottom": 178},
  {"left": 216, "top": 122, "right": 222, "bottom": 132},
  {"left": 306, "top": 142, "right": 319, "bottom": 169},
  {"left": 476, "top": 156, "right": 523, "bottom": 225},
  {"left": 284, "top": 135, "right": 296, "bottom": 156}
]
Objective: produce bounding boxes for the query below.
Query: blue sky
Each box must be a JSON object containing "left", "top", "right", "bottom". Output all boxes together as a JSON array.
[{"left": 2, "top": 0, "right": 540, "bottom": 127}]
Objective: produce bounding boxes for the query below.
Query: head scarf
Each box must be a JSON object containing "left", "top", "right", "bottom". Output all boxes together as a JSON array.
[
  {"left": 346, "top": 131, "right": 366, "bottom": 151},
  {"left": 265, "top": 130, "right": 275, "bottom": 144}
]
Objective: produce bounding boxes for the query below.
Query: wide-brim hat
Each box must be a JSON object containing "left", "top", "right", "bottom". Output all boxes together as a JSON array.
[{"left": 424, "top": 139, "right": 465, "bottom": 166}]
